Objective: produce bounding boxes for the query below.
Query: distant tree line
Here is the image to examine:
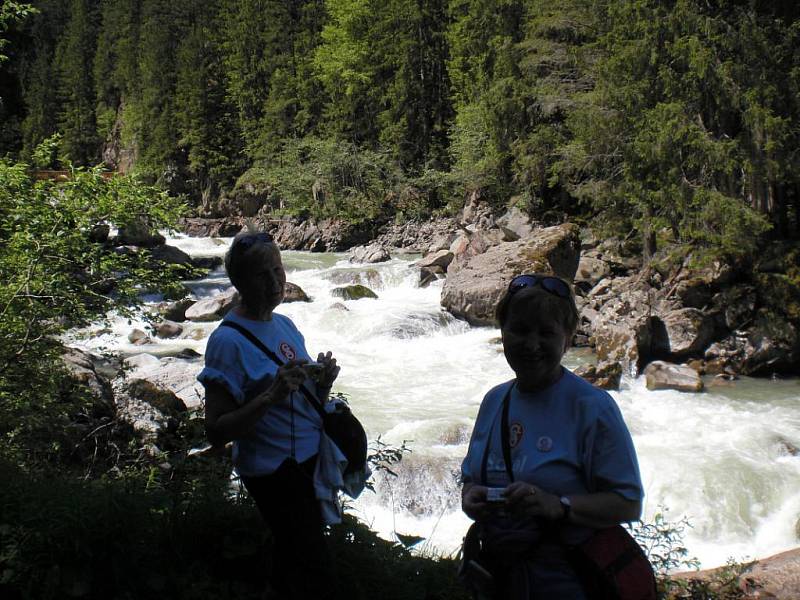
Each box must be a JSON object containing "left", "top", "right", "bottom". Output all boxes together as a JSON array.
[{"left": 1, "top": 0, "right": 799, "bottom": 256}]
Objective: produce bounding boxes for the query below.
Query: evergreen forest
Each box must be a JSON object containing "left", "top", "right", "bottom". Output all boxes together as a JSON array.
[{"left": 2, "top": 0, "right": 799, "bottom": 259}]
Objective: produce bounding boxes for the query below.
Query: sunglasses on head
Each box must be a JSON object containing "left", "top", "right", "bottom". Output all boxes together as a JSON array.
[
  {"left": 233, "top": 232, "right": 273, "bottom": 253},
  {"left": 508, "top": 274, "right": 571, "bottom": 299}
]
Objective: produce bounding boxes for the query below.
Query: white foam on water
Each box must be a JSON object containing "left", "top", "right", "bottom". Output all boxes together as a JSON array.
[{"left": 67, "top": 234, "right": 800, "bottom": 569}]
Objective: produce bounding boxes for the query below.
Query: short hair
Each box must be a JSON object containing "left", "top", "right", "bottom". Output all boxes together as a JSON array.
[
  {"left": 224, "top": 232, "right": 279, "bottom": 313},
  {"left": 495, "top": 274, "right": 579, "bottom": 337}
]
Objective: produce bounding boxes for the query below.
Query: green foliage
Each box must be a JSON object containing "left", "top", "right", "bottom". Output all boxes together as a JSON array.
[{"left": 0, "top": 142, "right": 186, "bottom": 463}]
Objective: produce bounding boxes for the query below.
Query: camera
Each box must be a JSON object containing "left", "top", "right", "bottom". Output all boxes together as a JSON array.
[
  {"left": 302, "top": 362, "right": 325, "bottom": 380},
  {"left": 485, "top": 487, "right": 506, "bottom": 503}
]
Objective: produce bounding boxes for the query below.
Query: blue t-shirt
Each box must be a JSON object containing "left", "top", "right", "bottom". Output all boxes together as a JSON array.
[
  {"left": 197, "top": 310, "right": 323, "bottom": 477},
  {"left": 461, "top": 368, "right": 643, "bottom": 502}
]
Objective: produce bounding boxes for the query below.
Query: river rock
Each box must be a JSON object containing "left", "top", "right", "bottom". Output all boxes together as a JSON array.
[
  {"left": 740, "top": 311, "right": 800, "bottom": 375},
  {"left": 662, "top": 307, "right": 716, "bottom": 357},
  {"left": 60, "top": 347, "right": 115, "bottom": 417},
  {"left": 283, "top": 282, "right": 310, "bottom": 303},
  {"left": 127, "top": 379, "right": 188, "bottom": 416},
  {"left": 149, "top": 244, "right": 192, "bottom": 266},
  {"left": 155, "top": 320, "right": 183, "bottom": 339},
  {"left": 128, "top": 328, "right": 152, "bottom": 345},
  {"left": 349, "top": 243, "right": 390, "bottom": 264},
  {"left": 185, "top": 287, "right": 238, "bottom": 322},
  {"left": 574, "top": 361, "right": 623, "bottom": 390},
  {"left": 671, "top": 548, "right": 800, "bottom": 600},
  {"left": 331, "top": 285, "right": 378, "bottom": 300},
  {"left": 575, "top": 255, "right": 611, "bottom": 290},
  {"left": 644, "top": 360, "right": 704, "bottom": 392},
  {"left": 324, "top": 269, "right": 382, "bottom": 289},
  {"left": 178, "top": 217, "right": 244, "bottom": 237},
  {"left": 441, "top": 223, "right": 581, "bottom": 326},
  {"left": 419, "top": 265, "right": 445, "bottom": 288},
  {"left": 159, "top": 298, "right": 196, "bottom": 322},
  {"left": 121, "top": 354, "right": 204, "bottom": 408},
  {"left": 114, "top": 218, "right": 166, "bottom": 247},
  {"left": 415, "top": 249, "right": 454, "bottom": 270},
  {"left": 495, "top": 206, "right": 535, "bottom": 241}
]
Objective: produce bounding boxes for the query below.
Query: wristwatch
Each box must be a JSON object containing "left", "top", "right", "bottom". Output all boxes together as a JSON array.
[{"left": 559, "top": 495, "right": 572, "bottom": 521}]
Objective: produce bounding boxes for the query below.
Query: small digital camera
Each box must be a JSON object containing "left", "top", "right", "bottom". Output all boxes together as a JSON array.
[{"left": 485, "top": 487, "right": 506, "bottom": 503}]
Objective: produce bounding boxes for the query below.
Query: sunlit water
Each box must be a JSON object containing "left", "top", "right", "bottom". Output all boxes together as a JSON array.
[{"left": 67, "top": 234, "right": 800, "bottom": 569}]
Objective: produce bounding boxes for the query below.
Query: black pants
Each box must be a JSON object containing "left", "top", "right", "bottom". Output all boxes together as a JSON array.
[{"left": 242, "top": 455, "right": 334, "bottom": 600}]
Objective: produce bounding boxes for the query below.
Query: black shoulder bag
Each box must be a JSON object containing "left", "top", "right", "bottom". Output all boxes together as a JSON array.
[{"left": 220, "top": 320, "right": 367, "bottom": 476}]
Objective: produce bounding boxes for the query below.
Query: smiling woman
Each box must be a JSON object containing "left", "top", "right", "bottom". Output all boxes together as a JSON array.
[
  {"left": 459, "top": 274, "right": 647, "bottom": 599},
  {"left": 198, "top": 231, "right": 342, "bottom": 599}
]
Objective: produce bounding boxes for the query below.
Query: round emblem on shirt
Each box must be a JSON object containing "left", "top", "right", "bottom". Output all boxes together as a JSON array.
[
  {"left": 509, "top": 423, "right": 524, "bottom": 448},
  {"left": 536, "top": 436, "right": 553, "bottom": 452},
  {"left": 279, "top": 342, "right": 296, "bottom": 361}
]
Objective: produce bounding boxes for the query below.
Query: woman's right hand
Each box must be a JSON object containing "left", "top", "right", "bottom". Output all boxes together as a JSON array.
[
  {"left": 462, "top": 483, "right": 490, "bottom": 521},
  {"left": 267, "top": 359, "right": 309, "bottom": 403}
]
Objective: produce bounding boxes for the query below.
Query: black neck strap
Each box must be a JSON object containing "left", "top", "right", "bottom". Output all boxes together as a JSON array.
[{"left": 480, "top": 383, "right": 515, "bottom": 485}]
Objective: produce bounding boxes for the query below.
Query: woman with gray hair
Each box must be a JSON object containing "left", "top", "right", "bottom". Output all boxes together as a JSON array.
[{"left": 198, "top": 231, "right": 339, "bottom": 599}]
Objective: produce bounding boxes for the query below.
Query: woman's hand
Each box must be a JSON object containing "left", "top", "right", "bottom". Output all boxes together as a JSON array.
[
  {"left": 503, "top": 482, "right": 563, "bottom": 521},
  {"left": 268, "top": 359, "right": 309, "bottom": 402},
  {"left": 462, "top": 483, "right": 491, "bottom": 521},
  {"left": 316, "top": 351, "right": 340, "bottom": 389}
]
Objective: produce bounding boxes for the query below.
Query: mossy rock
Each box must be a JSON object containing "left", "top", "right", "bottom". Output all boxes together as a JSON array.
[{"left": 331, "top": 284, "right": 378, "bottom": 300}]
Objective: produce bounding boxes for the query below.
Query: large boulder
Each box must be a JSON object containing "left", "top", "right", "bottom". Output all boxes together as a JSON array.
[
  {"left": 158, "top": 298, "right": 196, "bottom": 322},
  {"left": 415, "top": 249, "right": 454, "bottom": 270},
  {"left": 185, "top": 287, "right": 238, "bottom": 322},
  {"left": 661, "top": 307, "right": 716, "bottom": 357},
  {"left": 495, "top": 206, "right": 536, "bottom": 241},
  {"left": 441, "top": 223, "right": 581, "bottom": 326},
  {"left": 127, "top": 379, "right": 188, "bottom": 416},
  {"left": 155, "top": 320, "right": 183, "bottom": 339},
  {"left": 349, "top": 243, "right": 391, "bottom": 264},
  {"left": 643, "top": 360, "right": 704, "bottom": 392},
  {"left": 740, "top": 311, "right": 800, "bottom": 375}
]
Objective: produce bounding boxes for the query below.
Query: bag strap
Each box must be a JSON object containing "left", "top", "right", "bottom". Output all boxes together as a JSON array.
[
  {"left": 219, "top": 320, "right": 327, "bottom": 436},
  {"left": 479, "top": 383, "right": 515, "bottom": 485}
]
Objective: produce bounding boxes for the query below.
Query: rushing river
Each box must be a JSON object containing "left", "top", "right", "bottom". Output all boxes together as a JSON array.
[{"left": 68, "top": 234, "right": 800, "bottom": 570}]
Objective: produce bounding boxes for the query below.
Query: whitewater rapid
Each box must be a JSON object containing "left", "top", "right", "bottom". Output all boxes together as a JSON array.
[{"left": 68, "top": 234, "right": 800, "bottom": 569}]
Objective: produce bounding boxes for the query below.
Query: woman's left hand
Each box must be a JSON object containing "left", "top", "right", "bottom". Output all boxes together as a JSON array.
[
  {"left": 316, "top": 351, "right": 340, "bottom": 388},
  {"left": 503, "top": 482, "right": 563, "bottom": 521}
]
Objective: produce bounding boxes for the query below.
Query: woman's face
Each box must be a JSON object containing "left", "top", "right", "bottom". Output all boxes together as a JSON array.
[
  {"left": 501, "top": 291, "right": 568, "bottom": 390},
  {"left": 252, "top": 245, "right": 286, "bottom": 313}
]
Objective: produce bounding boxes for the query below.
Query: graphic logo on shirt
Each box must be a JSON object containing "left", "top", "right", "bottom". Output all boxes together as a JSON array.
[
  {"left": 536, "top": 436, "right": 553, "bottom": 452},
  {"left": 279, "top": 342, "right": 296, "bottom": 361},
  {"left": 509, "top": 423, "right": 524, "bottom": 448}
]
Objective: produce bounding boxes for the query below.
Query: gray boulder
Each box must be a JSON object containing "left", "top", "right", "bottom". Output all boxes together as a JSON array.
[
  {"left": 283, "top": 282, "right": 311, "bottom": 303},
  {"left": 155, "top": 320, "right": 183, "bottom": 339},
  {"left": 185, "top": 287, "right": 238, "bottom": 322},
  {"left": 415, "top": 249, "right": 454, "bottom": 270},
  {"left": 662, "top": 307, "right": 716, "bottom": 357},
  {"left": 644, "top": 361, "right": 704, "bottom": 392},
  {"left": 495, "top": 206, "right": 536, "bottom": 241},
  {"left": 349, "top": 243, "right": 390, "bottom": 264},
  {"left": 575, "top": 255, "right": 611, "bottom": 289},
  {"left": 441, "top": 223, "right": 581, "bottom": 326}
]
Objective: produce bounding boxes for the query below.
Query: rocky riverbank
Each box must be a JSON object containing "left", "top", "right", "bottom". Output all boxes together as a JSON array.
[{"left": 177, "top": 194, "right": 800, "bottom": 389}]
